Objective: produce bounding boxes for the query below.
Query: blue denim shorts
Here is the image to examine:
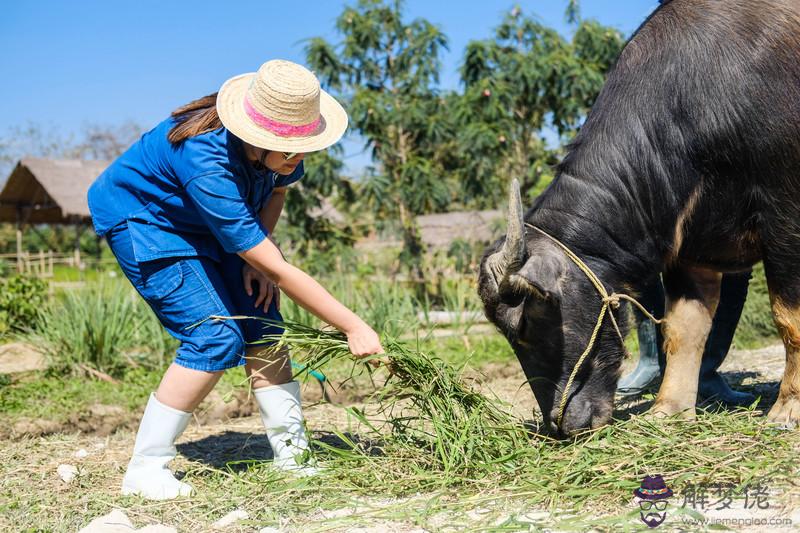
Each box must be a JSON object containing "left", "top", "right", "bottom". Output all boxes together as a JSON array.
[{"left": 106, "top": 223, "right": 283, "bottom": 372}]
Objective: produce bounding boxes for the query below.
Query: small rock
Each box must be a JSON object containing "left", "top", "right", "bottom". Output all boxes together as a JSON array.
[
  {"left": 258, "top": 528, "right": 282, "bottom": 533},
  {"left": 78, "top": 509, "right": 177, "bottom": 532},
  {"left": 212, "top": 509, "right": 249, "bottom": 529},
  {"left": 78, "top": 509, "right": 133, "bottom": 532},
  {"left": 94, "top": 442, "right": 107, "bottom": 450},
  {"left": 57, "top": 464, "right": 78, "bottom": 483},
  {"left": 75, "top": 448, "right": 89, "bottom": 458}
]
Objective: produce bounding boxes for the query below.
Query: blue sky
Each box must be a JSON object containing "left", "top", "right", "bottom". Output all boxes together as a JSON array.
[{"left": 0, "top": 0, "right": 660, "bottom": 172}]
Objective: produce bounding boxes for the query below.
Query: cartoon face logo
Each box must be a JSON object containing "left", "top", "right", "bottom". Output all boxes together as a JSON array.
[{"left": 634, "top": 475, "right": 673, "bottom": 528}]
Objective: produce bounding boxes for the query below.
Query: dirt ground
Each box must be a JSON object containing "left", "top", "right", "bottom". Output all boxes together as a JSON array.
[{"left": 0, "top": 342, "right": 792, "bottom": 532}]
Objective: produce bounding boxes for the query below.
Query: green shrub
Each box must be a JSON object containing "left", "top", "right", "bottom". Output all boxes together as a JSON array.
[
  {"left": 27, "top": 280, "right": 175, "bottom": 377},
  {"left": 733, "top": 263, "right": 777, "bottom": 349},
  {"left": 0, "top": 274, "right": 48, "bottom": 336}
]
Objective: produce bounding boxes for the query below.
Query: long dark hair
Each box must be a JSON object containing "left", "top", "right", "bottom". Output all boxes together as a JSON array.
[{"left": 167, "top": 93, "right": 222, "bottom": 145}]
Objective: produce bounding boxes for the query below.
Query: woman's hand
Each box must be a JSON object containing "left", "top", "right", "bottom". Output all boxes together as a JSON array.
[
  {"left": 345, "top": 321, "right": 385, "bottom": 358},
  {"left": 242, "top": 263, "right": 279, "bottom": 312}
]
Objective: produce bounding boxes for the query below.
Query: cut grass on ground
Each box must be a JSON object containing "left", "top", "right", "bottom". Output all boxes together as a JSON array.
[{"left": 2, "top": 408, "right": 798, "bottom": 532}]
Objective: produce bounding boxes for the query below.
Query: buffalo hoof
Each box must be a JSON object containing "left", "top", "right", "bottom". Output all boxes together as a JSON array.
[
  {"left": 649, "top": 400, "right": 696, "bottom": 420},
  {"left": 766, "top": 396, "right": 800, "bottom": 429}
]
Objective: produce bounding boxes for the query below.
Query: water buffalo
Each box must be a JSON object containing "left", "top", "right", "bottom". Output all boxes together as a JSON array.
[{"left": 478, "top": 0, "right": 800, "bottom": 436}]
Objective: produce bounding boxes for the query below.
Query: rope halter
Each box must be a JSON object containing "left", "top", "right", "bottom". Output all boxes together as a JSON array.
[{"left": 524, "top": 223, "right": 662, "bottom": 430}]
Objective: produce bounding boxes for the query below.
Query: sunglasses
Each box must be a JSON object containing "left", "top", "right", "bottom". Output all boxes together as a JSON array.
[{"left": 256, "top": 150, "right": 299, "bottom": 169}]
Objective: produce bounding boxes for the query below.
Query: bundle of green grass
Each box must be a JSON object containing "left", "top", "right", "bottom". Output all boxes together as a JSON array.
[
  {"left": 262, "top": 321, "right": 533, "bottom": 478},
  {"left": 255, "top": 321, "right": 796, "bottom": 517}
]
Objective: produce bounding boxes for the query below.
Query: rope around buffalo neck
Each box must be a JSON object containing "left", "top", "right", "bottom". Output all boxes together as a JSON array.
[{"left": 524, "top": 224, "right": 663, "bottom": 429}]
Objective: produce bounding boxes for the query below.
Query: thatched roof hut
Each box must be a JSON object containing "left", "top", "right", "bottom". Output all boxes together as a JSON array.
[
  {"left": 0, "top": 158, "right": 110, "bottom": 225},
  {"left": 416, "top": 210, "right": 503, "bottom": 248},
  {"left": 355, "top": 209, "right": 505, "bottom": 251}
]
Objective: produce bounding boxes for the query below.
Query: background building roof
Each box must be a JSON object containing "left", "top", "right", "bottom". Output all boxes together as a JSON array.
[{"left": 0, "top": 158, "right": 109, "bottom": 224}]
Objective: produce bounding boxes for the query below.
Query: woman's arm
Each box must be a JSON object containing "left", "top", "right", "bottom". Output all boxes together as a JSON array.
[
  {"left": 242, "top": 187, "right": 288, "bottom": 311},
  {"left": 239, "top": 238, "right": 384, "bottom": 356},
  {"left": 260, "top": 186, "right": 287, "bottom": 233}
]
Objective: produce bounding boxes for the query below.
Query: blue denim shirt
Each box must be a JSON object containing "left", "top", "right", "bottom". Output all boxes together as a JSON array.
[{"left": 88, "top": 117, "right": 303, "bottom": 262}]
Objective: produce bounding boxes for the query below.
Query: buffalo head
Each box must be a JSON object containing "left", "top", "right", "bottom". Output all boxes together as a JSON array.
[{"left": 478, "top": 180, "right": 625, "bottom": 437}]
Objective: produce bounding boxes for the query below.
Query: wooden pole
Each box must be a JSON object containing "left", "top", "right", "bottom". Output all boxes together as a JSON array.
[{"left": 15, "top": 208, "right": 22, "bottom": 273}]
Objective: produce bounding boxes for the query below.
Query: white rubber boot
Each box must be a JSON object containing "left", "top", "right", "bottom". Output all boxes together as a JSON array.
[
  {"left": 121, "top": 392, "right": 194, "bottom": 500},
  {"left": 254, "top": 381, "right": 318, "bottom": 475}
]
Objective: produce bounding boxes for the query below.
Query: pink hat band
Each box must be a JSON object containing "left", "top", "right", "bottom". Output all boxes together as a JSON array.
[{"left": 243, "top": 95, "right": 321, "bottom": 138}]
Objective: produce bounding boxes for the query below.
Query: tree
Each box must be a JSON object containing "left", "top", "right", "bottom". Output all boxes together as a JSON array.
[
  {"left": 70, "top": 121, "right": 143, "bottom": 160},
  {"left": 305, "top": 0, "right": 449, "bottom": 281},
  {"left": 451, "top": 6, "right": 625, "bottom": 206}
]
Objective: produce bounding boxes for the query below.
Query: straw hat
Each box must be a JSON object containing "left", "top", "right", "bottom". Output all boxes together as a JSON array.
[{"left": 216, "top": 59, "right": 348, "bottom": 153}]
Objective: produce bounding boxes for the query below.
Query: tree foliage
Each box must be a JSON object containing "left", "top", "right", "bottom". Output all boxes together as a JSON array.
[
  {"left": 306, "top": 0, "right": 450, "bottom": 279},
  {"left": 450, "top": 7, "right": 625, "bottom": 206},
  {"left": 306, "top": 1, "right": 626, "bottom": 273}
]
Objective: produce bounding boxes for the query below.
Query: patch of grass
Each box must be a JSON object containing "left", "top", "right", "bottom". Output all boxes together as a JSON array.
[
  {"left": 24, "top": 280, "right": 176, "bottom": 377},
  {"left": 0, "top": 331, "right": 515, "bottom": 428},
  {"left": 274, "top": 322, "right": 530, "bottom": 479},
  {"left": 0, "top": 367, "right": 162, "bottom": 423},
  {"left": 282, "top": 275, "right": 426, "bottom": 338},
  {"left": 734, "top": 263, "right": 779, "bottom": 349},
  {"left": 2, "top": 403, "right": 798, "bottom": 531},
  {"left": 1, "top": 321, "right": 794, "bottom": 531},
  {"left": 51, "top": 264, "right": 118, "bottom": 283},
  {"left": 411, "top": 331, "right": 516, "bottom": 369},
  {"left": 257, "top": 322, "right": 799, "bottom": 528}
]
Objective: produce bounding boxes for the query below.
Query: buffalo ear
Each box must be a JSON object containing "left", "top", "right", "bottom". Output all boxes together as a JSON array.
[{"left": 511, "top": 246, "right": 566, "bottom": 305}]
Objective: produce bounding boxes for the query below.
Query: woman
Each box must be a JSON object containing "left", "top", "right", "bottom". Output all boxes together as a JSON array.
[{"left": 88, "top": 60, "right": 384, "bottom": 500}]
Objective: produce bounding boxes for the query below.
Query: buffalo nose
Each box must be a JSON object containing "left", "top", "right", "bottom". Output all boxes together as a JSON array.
[{"left": 549, "top": 401, "right": 593, "bottom": 437}]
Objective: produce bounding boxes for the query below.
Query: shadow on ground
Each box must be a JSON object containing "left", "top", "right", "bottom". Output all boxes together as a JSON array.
[
  {"left": 613, "top": 371, "right": 779, "bottom": 421},
  {"left": 178, "top": 430, "right": 385, "bottom": 472}
]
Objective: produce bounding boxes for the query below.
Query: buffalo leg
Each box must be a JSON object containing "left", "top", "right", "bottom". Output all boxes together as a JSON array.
[
  {"left": 651, "top": 267, "right": 721, "bottom": 417},
  {"left": 763, "top": 259, "right": 800, "bottom": 427}
]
